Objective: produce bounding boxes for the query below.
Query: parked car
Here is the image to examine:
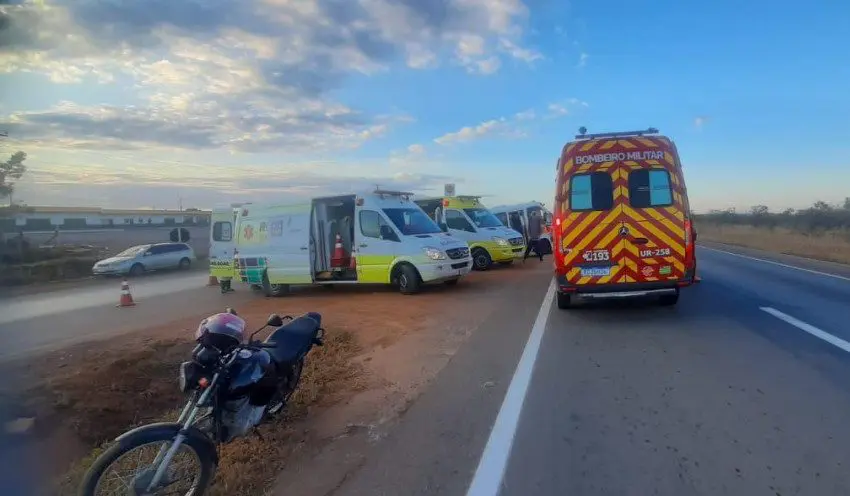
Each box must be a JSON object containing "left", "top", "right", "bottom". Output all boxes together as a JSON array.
[{"left": 92, "top": 242, "right": 196, "bottom": 277}]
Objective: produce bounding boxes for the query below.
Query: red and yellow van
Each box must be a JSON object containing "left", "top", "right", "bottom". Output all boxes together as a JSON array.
[{"left": 552, "top": 128, "right": 697, "bottom": 309}]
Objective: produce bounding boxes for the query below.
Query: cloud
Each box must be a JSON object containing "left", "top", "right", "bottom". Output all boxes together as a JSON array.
[
  {"left": 1, "top": 0, "right": 540, "bottom": 152},
  {"left": 15, "top": 158, "right": 463, "bottom": 207},
  {"left": 514, "top": 109, "right": 536, "bottom": 120},
  {"left": 433, "top": 118, "right": 508, "bottom": 145},
  {"left": 694, "top": 116, "right": 708, "bottom": 128},
  {"left": 577, "top": 52, "right": 589, "bottom": 68},
  {"left": 407, "top": 143, "right": 426, "bottom": 154}
]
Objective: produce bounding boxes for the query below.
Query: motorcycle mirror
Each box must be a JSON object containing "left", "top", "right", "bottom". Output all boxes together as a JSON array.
[
  {"left": 225, "top": 307, "right": 238, "bottom": 316},
  {"left": 266, "top": 313, "right": 284, "bottom": 327}
]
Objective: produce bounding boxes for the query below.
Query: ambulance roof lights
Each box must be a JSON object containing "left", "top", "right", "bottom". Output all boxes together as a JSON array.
[{"left": 574, "top": 127, "right": 660, "bottom": 140}]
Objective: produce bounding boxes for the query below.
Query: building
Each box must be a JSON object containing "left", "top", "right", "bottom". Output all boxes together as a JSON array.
[{"left": 0, "top": 206, "right": 211, "bottom": 233}]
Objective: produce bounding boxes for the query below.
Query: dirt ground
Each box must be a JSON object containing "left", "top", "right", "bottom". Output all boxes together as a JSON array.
[{"left": 0, "top": 259, "right": 547, "bottom": 495}]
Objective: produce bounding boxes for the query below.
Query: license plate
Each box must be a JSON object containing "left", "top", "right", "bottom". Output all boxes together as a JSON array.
[{"left": 580, "top": 266, "right": 611, "bottom": 277}]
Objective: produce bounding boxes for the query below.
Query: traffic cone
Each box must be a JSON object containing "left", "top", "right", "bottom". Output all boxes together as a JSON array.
[
  {"left": 331, "top": 234, "right": 345, "bottom": 268},
  {"left": 207, "top": 275, "right": 219, "bottom": 286},
  {"left": 117, "top": 279, "right": 136, "bottom": 307}
]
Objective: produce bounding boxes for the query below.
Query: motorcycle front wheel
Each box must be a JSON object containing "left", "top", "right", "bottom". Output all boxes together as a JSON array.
[{"left": 79, "top": 426, "right": 217, "bottom": 496}]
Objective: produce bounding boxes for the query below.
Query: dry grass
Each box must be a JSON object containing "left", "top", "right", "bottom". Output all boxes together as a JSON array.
[
  {"left": 698, "top": 223, "right": 850, "bottom": 264},
  {"left": 48, "top": 330, "right": 362, "bottom": 495}
]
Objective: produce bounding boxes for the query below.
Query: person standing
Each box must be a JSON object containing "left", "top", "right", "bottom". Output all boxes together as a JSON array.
[{"left": 523, "top": 210, "right": 545, "bottom": 262}]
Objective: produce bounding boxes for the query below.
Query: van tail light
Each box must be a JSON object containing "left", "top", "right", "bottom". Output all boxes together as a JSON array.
[{"left": 683, "top": 219, "right": 695, "bottom": 269}]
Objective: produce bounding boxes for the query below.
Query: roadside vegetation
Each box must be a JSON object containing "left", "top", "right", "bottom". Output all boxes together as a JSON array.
[
  {"left": 695, "top": 199, "right": 850, "bottom": 264},
  {"left": 19, "top": 322, "right": 363, "bottom": 495}
]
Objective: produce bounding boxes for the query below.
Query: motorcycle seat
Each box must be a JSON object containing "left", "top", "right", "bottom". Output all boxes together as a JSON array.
[{"left": 263, "top": 312, "right": 322, "bottom": 365}]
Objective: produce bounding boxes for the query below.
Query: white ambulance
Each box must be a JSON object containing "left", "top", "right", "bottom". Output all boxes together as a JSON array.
[
  {"left": 490, "top": 202, "right": 554, "bottom": 255},
  {"left": 211, "top": 190, "right": 473, "bottom": 296}
]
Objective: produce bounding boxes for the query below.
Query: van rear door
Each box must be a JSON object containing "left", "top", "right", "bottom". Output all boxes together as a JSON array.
[
  {"left": 560, "top": 161, "right": 626, "bottom": 286},
  {"left": 621, "top": 164, "right": 687, "bottom": 283},
  {"left": 209, "top": 207, "right": 236, "bottom": 279},
  {"left": 265, "top": 204, "right": 314, "bottom": 285}
]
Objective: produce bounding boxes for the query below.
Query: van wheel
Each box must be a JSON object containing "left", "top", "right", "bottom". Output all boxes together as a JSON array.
[
  {"left": 556, "top": 292, "right": 572, "bottom": 309},
  {"left": 472, "top": 248, "right": 492, "bottom": 271},
  {"left": 658, "top": 291, "right": 680, "bottom": 306},
  {"left": 396, "top": 264, "right": 421, "bottom": 295},
  {"left": 262, "top": 272, "right": 289, "bottom": 297}
]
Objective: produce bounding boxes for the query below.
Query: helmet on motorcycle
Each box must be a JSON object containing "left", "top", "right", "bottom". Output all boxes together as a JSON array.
[{"left": 195, "top": 312, "right": 246, "bottom": 351}]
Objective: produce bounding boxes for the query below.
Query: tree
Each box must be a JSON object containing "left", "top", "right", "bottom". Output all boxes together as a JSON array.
[
  {"left": 0, "top": 151, "right": 27, "bottom": 205},
  {"left": 843, "top": 197, "right": 850, "bottom": 210}
]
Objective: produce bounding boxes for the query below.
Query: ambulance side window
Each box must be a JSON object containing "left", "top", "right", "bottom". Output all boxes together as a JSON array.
[
  {"left": 445, "top": 209, "right": 475, "bottom": 232},
  {"left": 570, "top": 173, "right": 614, "bottom": 211},
  {"left": 213, "top": 221, "right": 232, "bottom": 242},
  {"left": 360, "top": 210, "right": 398, "bottom": 242},
  {"left": 628, "top": 169, "right": 673, "bottom": 208}
]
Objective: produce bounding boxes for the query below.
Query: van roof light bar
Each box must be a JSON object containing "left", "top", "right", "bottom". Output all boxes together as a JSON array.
[
  {"left": 574, "top": 127, "right": 660, "bottom": 140},
  {"left": 373, "top": 188, "right": 415, "bottom": 197}
]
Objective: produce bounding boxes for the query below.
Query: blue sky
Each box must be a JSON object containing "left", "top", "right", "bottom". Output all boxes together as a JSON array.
[{"left": 1, "top": 0, "right": 848, "bottom": 212}]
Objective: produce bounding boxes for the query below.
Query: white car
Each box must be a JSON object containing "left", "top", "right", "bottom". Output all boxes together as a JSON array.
[{"left": 92, "top": 242, "right": 196, "bottom": 277}]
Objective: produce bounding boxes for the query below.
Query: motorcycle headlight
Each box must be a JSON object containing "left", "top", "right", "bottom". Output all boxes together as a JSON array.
[
  {"left": 492, "top": 236, "right": 509, "bottom": 246},
  {"left": 423, "top": 247, "right": 446, "bottom": 260},
  {"left": 179, "top": 361, "right": 202, "bottom": 393}
]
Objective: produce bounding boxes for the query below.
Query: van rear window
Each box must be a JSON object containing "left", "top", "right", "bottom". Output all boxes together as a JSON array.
[
  {"left": 570, "top": 173, "right": 614, "bottom": 211},
  {"left": 628, "top": 169, "right": 673, "bottom": 208}
]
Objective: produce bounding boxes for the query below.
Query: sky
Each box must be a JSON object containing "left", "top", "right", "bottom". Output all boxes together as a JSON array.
[{"left": 0, "top": 0, "right": 848, "bottom": 213}]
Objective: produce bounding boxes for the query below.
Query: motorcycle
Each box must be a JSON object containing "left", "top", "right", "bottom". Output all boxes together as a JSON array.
[{"left": 79, "top": 307, "right": 325, "bottom": 496}]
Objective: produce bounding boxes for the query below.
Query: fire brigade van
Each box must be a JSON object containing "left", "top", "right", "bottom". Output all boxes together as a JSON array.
[
  {"left": 552, "top": 127, "right": 697, "bottom": 309},
  {"left": 211, "top": 190, "right": 473, "bottom": 296},
  {"left": 415, "top": 195, "right": 526, "bottom": 270},
  {"left": 491, "top": 202, "right": 554, "bottom": 255}
]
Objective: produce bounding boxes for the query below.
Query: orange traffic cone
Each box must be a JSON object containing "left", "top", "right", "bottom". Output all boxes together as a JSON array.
[
  {"left": 331, "top": 234, "right": 346, "bottom": 268},
  {"left": 117, "top": 278, "right": 136, "bottom": 307},
  {"left": 207, "top": 275, "right": 219, "bottom": 286}
]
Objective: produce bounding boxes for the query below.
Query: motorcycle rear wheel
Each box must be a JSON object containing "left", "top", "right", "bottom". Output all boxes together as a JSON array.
[{"left": 79, "top": 428, "right": 216, "bottom": 496}]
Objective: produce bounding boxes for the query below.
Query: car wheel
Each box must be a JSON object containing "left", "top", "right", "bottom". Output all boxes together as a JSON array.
[
  {"left": 556, "top": 292, "right": 572, "bottom": 309},
  {"left": 396, "top": 264, "right": 421, "bottom": 295},
  {"left": 472, "top": 248, "right": 492, "bottom": 271},
  {"left": 178, "top": 257, "right": 191, "bottom": 270},
  {"left": 129, "top": 263, "right": 145, "bottom": 277}
]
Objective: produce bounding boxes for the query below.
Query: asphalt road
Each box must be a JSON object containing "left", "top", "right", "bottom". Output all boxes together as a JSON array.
[
  {"left": 330, "top": 245, "right": 850, "bottom": 496},
  {"left": 0, "top": 271, "right": 255, "bottom": 361}
]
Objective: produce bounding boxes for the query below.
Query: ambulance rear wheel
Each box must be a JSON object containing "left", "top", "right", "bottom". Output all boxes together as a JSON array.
[
  {"left": 262, "top": 272, "right": 288, "bottom": 297},
  {"left": 658, "top": 291, "right": 680, "bottom": 306},
  {"left": 472, "top": 248, "right": 492, "bottom": 271},
  {"left": 556, "top": 292, "right": 572, "bottom": 309},
  {"left": 396, "top": 264, "right": 421, "bottom": 295}
]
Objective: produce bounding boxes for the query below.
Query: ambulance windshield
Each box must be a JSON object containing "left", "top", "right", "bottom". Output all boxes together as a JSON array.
[
  {"left": 464, "top": 208, "right": 503, "bottom": 228},
  {"left": 382, "top": 208, "right": 442, "bottom": 235}
]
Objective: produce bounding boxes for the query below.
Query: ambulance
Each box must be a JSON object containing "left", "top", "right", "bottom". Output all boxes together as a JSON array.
[
  {"left": 211, "top": 190, "right": 473, "bottom": 296},
  {"left": 552, "top": 127, "right": 697, "bottom": 309},
  {"left": 490, "top": 202, "right": 554, "bottom": 255},
  {"left": 415, "top": 195, "right": 526, "bottom": 270},
  {"left": 209, "top": 205, "right": 240, "bottom": 282}
]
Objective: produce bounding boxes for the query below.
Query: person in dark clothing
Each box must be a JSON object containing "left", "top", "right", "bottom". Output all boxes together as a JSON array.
[{"left": 523, "top": 210, "right": 545, "bottom": 262}]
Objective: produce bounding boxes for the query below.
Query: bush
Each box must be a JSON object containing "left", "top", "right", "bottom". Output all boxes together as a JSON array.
[{"left": 695, "top": 199, "right": 850, "bottom": 236}]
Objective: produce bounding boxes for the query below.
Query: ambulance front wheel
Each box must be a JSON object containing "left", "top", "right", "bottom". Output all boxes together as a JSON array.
[
  {"left": 556, "top": 292, "right": 572, "bottom": 310},
  {"left": 471, "top": 248, "right": 492, "bottom": 271},
  {"left": 395, "top": 264, "right": 422, "bottom": 295}
]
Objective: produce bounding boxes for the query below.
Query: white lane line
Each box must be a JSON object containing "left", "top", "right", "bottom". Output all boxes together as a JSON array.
[
  {"left": 701, "top": 245, "right": 850, "bottom": 282},
  {"left": 466, "top": 278, "right": 555, "bottom": 496},
  {"left": 760, "top": 307, "right": 850, "bottom": 353}
]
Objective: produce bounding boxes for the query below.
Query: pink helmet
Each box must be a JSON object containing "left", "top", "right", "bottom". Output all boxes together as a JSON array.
[{"left": 195, "top": 312, "right": 246, "bottom": 351}]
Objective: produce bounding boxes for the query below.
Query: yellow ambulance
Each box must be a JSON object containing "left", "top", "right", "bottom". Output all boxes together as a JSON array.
[{"left": 415, "top": 195, "right": 526, "bottom": 270}]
